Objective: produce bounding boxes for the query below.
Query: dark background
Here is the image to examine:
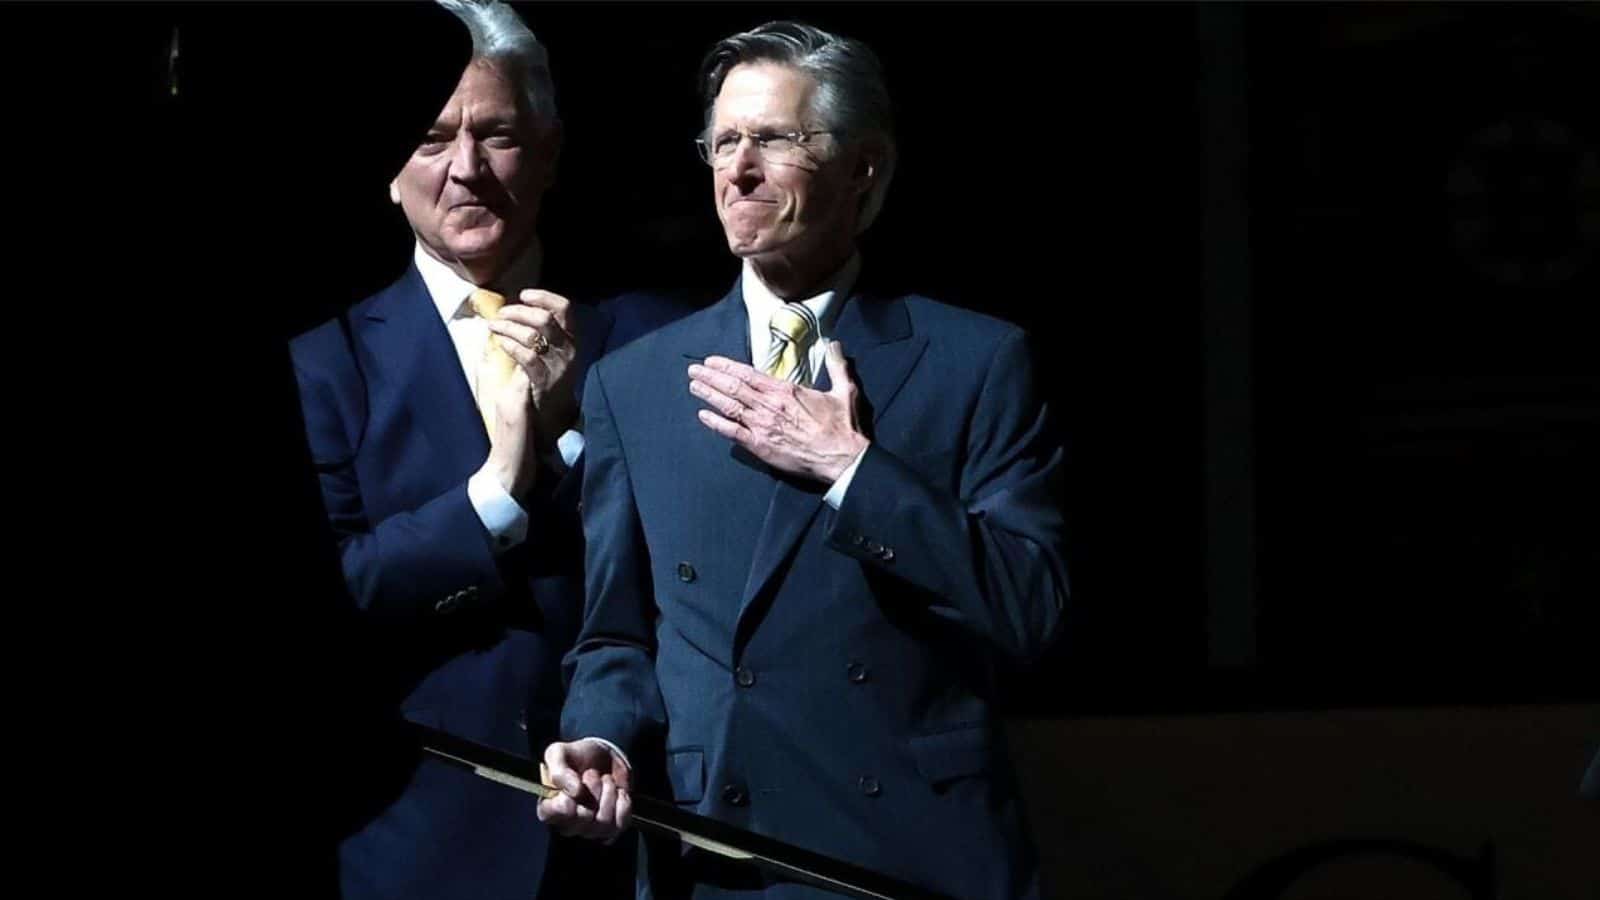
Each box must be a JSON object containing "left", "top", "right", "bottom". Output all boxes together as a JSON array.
[
  {"left": 87, "top": 0, "right": 1597, "bottom": 709},
  {"left": 27, "top": 1, "right": 1596, "bottom": 894}
]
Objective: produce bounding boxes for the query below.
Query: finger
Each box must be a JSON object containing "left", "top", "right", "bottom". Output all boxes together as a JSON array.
[
  {"left": 697, "top": 408, "right": 753, "bottom": 444},
  {"left": 596, "top": 774, "right": 618, "bottom": 829},
  {"left": 518, "top": 289, "right": 575, "bottom": 339},
  {"left": 536, "top": 796, "right": 566, "bottom": 824},
  {"left": 690, "top": 364, "right": 787, "bottom": 413},
  {"left": 701, "top": 355, "right": 762, "bottom": 383},
  {"left": 494, "top": 335, "right": 549, "bottom": 386},
  {"left": 543, "top": 743, "right": 586, "bottom": 798},
  {"left": 493, "top": 309, "right": 570, "bottom": 351},
  {"left": 615, "top": 786, "right": 633, "bottom": 832},
  {"left": 689, "top": 378, "right": 754, "bottom": 424},
  {"left": 492, "top": 332, "right": 539, "bottom": 369},
  {"left": 704, "top": 355, "right": 790, "bottom": 395},
  {"left": 688, "top": 363, "right": 748, "bottom": 398},
  {"left": 568, "top": 797, "right": 599, "bottom": 838},
  {"left": 488, "top": 314, "right": 540, "bottom": 348},
  {"left": 538, "top": 792, "right": 577, "bottom": 827},
  {"left": 499, "top": 313, "right": 566, "bottom": 360}
]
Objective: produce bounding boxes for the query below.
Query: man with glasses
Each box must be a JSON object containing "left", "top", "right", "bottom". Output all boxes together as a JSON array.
[{"left": 538, "top": 20, "right": 1068, "bottom": 900}]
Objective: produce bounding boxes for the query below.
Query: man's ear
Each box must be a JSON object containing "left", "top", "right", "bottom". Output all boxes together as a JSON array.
[
  {"left": 851, "top": 138, "right": 884, "bottom": 198},
  {"left": 388, "top": 178, "right": 401, "bottom": 205}
]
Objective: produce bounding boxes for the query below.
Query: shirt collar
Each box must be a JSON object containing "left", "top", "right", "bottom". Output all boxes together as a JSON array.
[
  {"left": 740, "top": 252, "right": 861, "bottom": 339},
  {"left": 413, "top": 237, "right": 545, "bottom": 324}
]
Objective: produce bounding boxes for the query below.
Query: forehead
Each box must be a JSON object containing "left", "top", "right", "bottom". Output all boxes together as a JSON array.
[
  {"left": 435, "top": 59, "right": 528, "bottom": 122},
  {"left": 711, "top": 63, "right": 819, "bottom": 128}
]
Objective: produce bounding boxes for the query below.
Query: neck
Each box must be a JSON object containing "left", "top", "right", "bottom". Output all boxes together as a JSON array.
[
  {"left": 421, "top": 232, "right": 541, "bottom": 291},
  {"left": 455, "top": 258, "right": 502, "bottom": 287},
  {"left": 749, "top": 244, "right": 855, "bottom": 301}
]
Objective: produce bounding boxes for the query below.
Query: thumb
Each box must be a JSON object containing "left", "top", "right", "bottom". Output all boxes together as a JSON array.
[
  {"left": 824, "top": 340, "right": 851, "bottom": 395},
  {"left": 544, "top": 742, "right": 584, "bottom": 796}
]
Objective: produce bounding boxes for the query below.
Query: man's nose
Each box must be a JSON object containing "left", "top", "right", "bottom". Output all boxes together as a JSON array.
[
  {"left": 448, "top": 134, "right": 486, "bottom": 182},
  {"left": 726, "top": 137, "right": 764, "bottom": 184}
]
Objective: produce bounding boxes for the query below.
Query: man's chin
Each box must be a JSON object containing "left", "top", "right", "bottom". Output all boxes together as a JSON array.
[
  {"left": 728, "top": 233, "right": 779, "bottom": 258},
  {"left": 441, "top": 230, "right": 505, "bottom": 264}
]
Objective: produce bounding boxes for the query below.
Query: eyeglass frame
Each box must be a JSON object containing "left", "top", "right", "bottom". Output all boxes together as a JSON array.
[{"left": 694, "top": 127, "right": 841, "bottom": 167}]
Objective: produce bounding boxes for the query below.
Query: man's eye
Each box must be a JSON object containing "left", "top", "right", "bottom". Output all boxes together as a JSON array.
[
  {"left": 417, "top": 135, "right": 450, "bottom": 154},
  {"left": 713, "top": 134, "right": 741, "bottom": 153},
  {"left": 485, "top": 135, "right": 519, "bottom": 149}
]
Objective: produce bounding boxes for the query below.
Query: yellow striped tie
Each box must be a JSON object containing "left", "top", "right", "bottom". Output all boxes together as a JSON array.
[
  {"left": 469, "top": 289, "right": 518, "bottom": 434},
  {"left": 763, "top": 303, "right": 819, "bottom": 386}
]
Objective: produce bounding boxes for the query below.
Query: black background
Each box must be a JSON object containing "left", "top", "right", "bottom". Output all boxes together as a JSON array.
[
  {"left": 70, "top": 0, "right": 1600, "bottom": 708},
  {"left": 18, "top": 2, "right": 1596, "bottom": 892}
]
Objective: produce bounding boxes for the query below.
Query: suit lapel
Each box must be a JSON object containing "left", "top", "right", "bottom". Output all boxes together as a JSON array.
[
  {"left": 690, "top": 282, "right": 754, "bottom": 367},
  {"left": 824, "top": 287, "right": 928, "bottom": 429},
  {"left": 361, "top": 266, "right": 489, "bottom": 479},
  {"left": 736, "top": 289, "right": 930, "bottom": 639},
  {"left": 665, "top": 281, "right": 768, "bottom": 487}
]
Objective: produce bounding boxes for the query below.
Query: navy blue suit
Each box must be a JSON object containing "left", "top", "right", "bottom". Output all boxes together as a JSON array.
[
  {"left": 290, "top": 264, "right": 691, "bottom": 900},
  {"left": 563, "top": 281, "right": 1067, "bottom": 900}
]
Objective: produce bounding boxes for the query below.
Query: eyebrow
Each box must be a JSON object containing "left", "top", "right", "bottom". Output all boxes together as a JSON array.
[
  {"left": 714, "top": 122, "right": 801, "bottom": 136},
  {"left": 425, "top": 117, "right": 522, "bottom": 136}
]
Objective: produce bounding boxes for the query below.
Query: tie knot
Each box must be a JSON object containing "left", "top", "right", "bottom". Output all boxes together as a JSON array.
[
  {"left": 469, "top": 289, "right": 507, "bottom": 320},
  {"left": 769, "top": 302, "right": 818, "bottom": 347}
]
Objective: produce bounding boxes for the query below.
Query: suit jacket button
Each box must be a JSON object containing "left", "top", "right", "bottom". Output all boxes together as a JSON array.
[
  {"left": 851, "top": 534, "right": 868, "bottom": 549},
  {"left": 735, "top": 667, "right": 756, "bottom": 688},
  {"left": 517, "top": 715, "right": 528, "bottom": 732},
  {"left": 434, "top": 592, "right": 462, "bottom": 614},
  {"left": 858, "top": 776, "right": 881, "bottom": 797},
  {"left": 677, "top": 562, "right": 697, "bottom": 583},
  {"left": 877, "top": 547, "right": 894, "bottom": 562},
  {"left": 863, "top": 539, "right": 884, "bottom": 555},
  {"left": 722, "top": 783, "right": 748, "bottom": 806},
  {"left": 846, "top": 662, "right": 868, "bottom": 684}
]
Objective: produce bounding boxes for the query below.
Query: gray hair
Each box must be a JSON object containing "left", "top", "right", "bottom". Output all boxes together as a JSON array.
[
  {"left": 437, "top": 0, "right": 559, "bottom": 124},
  {"left": 700, "top": 21, "right": 897, "bottom": 233}
]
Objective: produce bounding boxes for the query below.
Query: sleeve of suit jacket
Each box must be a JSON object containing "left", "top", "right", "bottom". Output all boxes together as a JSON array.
[
  {"left": 290, "top": 321, "right": 582, "bottom": 619},
  {"left": 825, "top": 328, "right": 1068, "bottom": 666},
  {"left": 559, "top": 362, "right": 667, "bottom": 755}
]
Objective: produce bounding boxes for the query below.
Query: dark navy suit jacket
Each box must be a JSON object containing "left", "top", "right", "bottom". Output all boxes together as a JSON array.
[
  {"left": 563, "top": 280, "right": 1068, "bottom": 900},
  {"left": 290, "top": 263, "right": 691, "bottom": 900}
]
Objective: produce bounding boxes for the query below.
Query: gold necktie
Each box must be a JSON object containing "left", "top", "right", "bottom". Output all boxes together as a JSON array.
[
  {"left": 763, "top": 302, "right": 819, "bottom": 386},
  {"left": 469, "top": 289, "right": 518, "bottom": 434}
]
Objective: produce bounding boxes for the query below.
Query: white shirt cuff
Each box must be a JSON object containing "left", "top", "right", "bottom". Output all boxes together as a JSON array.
[
  {"left": 556, "top": 429, "right": 585, "bottom": 469},
  {"left": 822, "top": 444, "right": 869, "bottom": 510},
  {"left": 579, "top": 736, "right": 631, "bottom": 771},
  {"left": 468, "top": 466, "right": 530, "bottom": 552}
]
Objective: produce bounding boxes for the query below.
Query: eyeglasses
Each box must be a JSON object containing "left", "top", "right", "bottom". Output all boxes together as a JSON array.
[{"left": 694, "top": 128, "right": 837, "bottom": 167}]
